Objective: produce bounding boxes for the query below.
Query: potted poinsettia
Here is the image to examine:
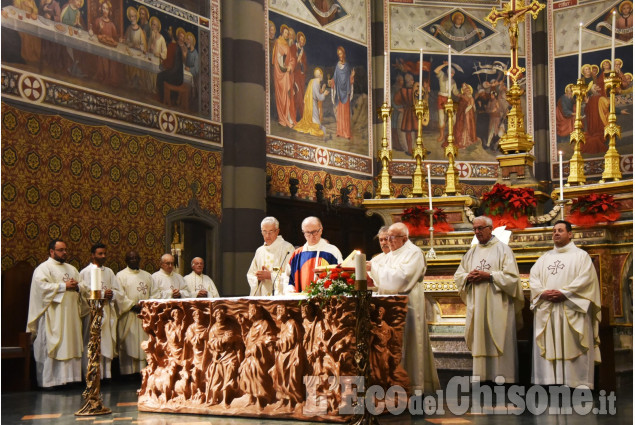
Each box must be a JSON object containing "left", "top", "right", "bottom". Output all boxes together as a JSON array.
[
  {"left": 400, "top": 205, "right": 453, "bottom": 236},
  {"left": 569, "top": 193, "right": 620, "bottom": 226},
  {"left": 480, "top": 183, "right": 536, "bottom": 229}
]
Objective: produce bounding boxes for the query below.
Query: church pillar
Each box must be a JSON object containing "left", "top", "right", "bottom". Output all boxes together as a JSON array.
[
  {"left": 220, "top": 0, "right": 267, "bottom": 295},
  {"left": 531, "top": 11, "right": 550, "bottom": 182},
  {"left": 371, "top": 1, "right": 386, "bottom": 186}
]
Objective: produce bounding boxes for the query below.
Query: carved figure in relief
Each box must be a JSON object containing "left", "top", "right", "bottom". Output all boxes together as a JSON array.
[
  {"left": 165, "top": 307, "right": 186, "bottom": 360},
  {"left": 183, "top": 305, "right": 210, "bottom": 401},
  {"left": 238, "top": 304, "right": 277, "bottom": 409},
  {"left": 204, "top": 306, "right": 243, "bottom": 407},
  {"left": 369, "top": 305, "right": 409, "bottom": 387},
  {"left": 271, "top": 304, "right": 306, "bottom": 409}
]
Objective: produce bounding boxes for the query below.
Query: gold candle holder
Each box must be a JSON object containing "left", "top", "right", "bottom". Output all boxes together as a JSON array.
[
  {"left": 567, "top": 78, "right": 588, "bottom": 186},
  {"left": 376, "top": 102, "right": 393, "bottom": 198},
  {"left": 600, "top": 71, "right": 622, "bottom": 183},
  {"left": 410, "top": 98, "right": 428, "bottom": 197},
  {"left": 351, "top": 286, "right": 377, "bottom": 425},
  {"left": 425, "top": 209, "right": 437, "bottom": 259},
  {"left": 75, "top": 298, "right": 111, "bottom": 416},
  {"left": 443, "top": 99, "right": 460, "bottom": 196}
]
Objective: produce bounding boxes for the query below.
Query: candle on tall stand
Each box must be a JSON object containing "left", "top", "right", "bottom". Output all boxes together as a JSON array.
[
  {"left": 419, "top": 48, "right": 423, "bottom": 100},
  {"left": 558, "top": 151, "right": 564, "bottom": 200},
  {"left": 384, "top": 51, "right": 389, "bottom": 103},
  {"left": 506, "top": 71, "right": 510, "bottom": 89},
  {"left": 447, "top": 45, "right": 452, "bottom": 95},
  {"left": 354, "top": 251, "right": 366, "bottom": 291},
  {"left": 611, "top": 10, "right": 616, "bottom": 68},
  {"left": 427, "top": 164, "right": 433, "bottom": 210},
  {"left": 578, "top": 23, "right": 583, "bottom": 77}
]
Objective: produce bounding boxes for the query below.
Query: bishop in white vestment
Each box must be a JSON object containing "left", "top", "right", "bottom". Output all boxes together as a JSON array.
[
  {"left": 247, "top": 217, "right": 295, "bottom": 296},
  {"left": 454, "top": 216, "right": 524, "bottom": 383},
  {"left": 151, "top": 253, "right": 190, "bottom": 299},
  {"left": 368, "top": 223, "right": 440, "bottom": 394},
  {"left": 27, "top": 240, "right": 84, "bottom": 387},
  {"left": 79, "top": 246, "right": 124, "bottom": 380},
  {"left": 184, "top": 257, "right": 220, "bottom": 298},
  {"left": 116, "top": 251, "right": 152, "bottom": 374},
  {"left": 530, "top": 220, "right": 601, "bottom": 388}
]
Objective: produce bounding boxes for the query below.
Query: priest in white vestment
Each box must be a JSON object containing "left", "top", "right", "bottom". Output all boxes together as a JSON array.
[
  {"left": 184, "top": 257, "right": 220, "bottom": 298},
  {"left": 151, "top": 253, "right": 191, "bottom": 299},
  {"left": 79, "top": 243, "right": 124, "bottom": 379},
  {"left": 367, "top": 222, "right": 440, "bottom": 394},
  {"left": 368, "top": 226, "right": 391, "bottom": 287},
  {"left": 285, "top": 216, "right": 343, "bottom": 293},
  {"left": 247, "top": 216, "right": 295, "bottom": 296},
  {"left": 530, "top": 220, "right": 601, "bottom": 388},
  {"left": 454, "top": 216, "right": 524, "bottom": 383},
  {"left": 27, "top": 240, "right": 84, "bottom": 387},
  {"left": 116, "top": 251, "right": 152, "bottom": 375}
]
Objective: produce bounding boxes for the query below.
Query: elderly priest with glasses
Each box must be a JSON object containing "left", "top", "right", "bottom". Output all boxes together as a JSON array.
[{"left": 366, "top": 222, "right": 440, "bottom": 395}]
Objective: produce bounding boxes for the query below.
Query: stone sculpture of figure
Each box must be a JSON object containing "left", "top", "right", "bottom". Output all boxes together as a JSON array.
[
  {"left": 205, "top": 306, "right": 243, "bottom": 407},
  {"left": 369, "top": 305, "right": 409, "bottom": 387},
  {"left": 165, "top": 307, "right": 186, "bottom": 360},
  {"left": 239, "top": 303, "right": 276, "bottom": 408},
  {"left": 271, "top": 304, "right": 306, "bottom": 409},
  {"left": 183, "top": 305, "right": 210, "bottom": 401}
]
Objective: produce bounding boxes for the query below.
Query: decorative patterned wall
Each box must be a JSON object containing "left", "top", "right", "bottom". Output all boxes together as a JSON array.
[{"left": 1, "top": 103, "right": 222, "bottom": 273}]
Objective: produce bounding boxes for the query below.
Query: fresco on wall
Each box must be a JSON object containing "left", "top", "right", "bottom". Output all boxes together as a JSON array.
[
  {"left": 267, "top": 11, "right": 369, "bottom": 157},
  {"left": 589, "top": 0, "right": 633, "bottom": 42},
  {"left": 1, "top": 0, "right": 220, "bottom": 142},
  {"left": 389, "top": 51, "right": 524, "bottom": 165},
  {"left": 301, "top": 0, "right": 348, "bottom": 27},
  {"left": 421, "top": 9, "right": 495, "bottom": 53}
]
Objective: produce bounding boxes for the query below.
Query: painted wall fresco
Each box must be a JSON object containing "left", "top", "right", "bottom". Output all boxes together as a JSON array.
[
  {"left": 549, "top": 0, "right": 633, "bottom": 179},
  {"left": 1, "top": 103, "right": 222, "bottom": 273},
  {"left": 1, "top": 0, "right": 221, "bottom": 143},
  {"left": 266, "top": 1, "right": 372, "bottom": 177}
]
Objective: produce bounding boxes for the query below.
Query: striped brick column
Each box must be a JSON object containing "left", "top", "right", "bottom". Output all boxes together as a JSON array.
[
  {"left": 221, "top": 0, "right": 267, "bottom": 296},
  {"left": 531, "top": 11, "right": 550, "bottom": 181}
]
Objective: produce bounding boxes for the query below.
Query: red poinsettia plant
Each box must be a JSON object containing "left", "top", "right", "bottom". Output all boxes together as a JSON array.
[
  {"left": 569, "top": 193, "right": 620, "bottom": 226},
  {"left": 400, "top": 205, "right": 453, "bottom": 236},
  {"left": 480, "top": 183, "right": 536, "bottom": 229},
  {"left": 304, "top": 267, "right": 356, "bottom": 302}
]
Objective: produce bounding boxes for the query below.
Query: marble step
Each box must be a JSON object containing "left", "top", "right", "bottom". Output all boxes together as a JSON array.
[{"left": 429, "top": 334, "right": 468, "bottom": 352}]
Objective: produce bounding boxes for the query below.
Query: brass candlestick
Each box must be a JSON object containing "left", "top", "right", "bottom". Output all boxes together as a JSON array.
[
  {"left": 376, "top": 102, "right": 393, "bottom": 198},
  {"left": 75, "top": 297, "right": 111, "bottom": 416},
  {"left": 600, "top": 71, "right": 622, "bottom": 183},
  {"left": 425, "top": 209, "right": 437, "bottom": 259},
  {"left": 567, "top": 79, "right": 588, "bottom": 185},
  {"left": 443, "top": 99, "right": 460, "bottom": 196},
  {"left": 410, "top": 98, "right": 428, "bottom": 197}
]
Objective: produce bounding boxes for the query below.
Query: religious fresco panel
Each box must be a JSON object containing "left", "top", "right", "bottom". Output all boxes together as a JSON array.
[
  {"left": 266, "top": 2, "right": 372, "bottom": 176},
  {"left": 549, "top": 0, "right": 633, "bottom": 179},
  {"left": 1, "top": 0, "right": 221, "bottom": 145}
]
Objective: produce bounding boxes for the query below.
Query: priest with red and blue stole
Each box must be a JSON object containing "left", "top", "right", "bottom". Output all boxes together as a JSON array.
[{"left": 286, "top": 216, "right": 343, "bottom": 293}]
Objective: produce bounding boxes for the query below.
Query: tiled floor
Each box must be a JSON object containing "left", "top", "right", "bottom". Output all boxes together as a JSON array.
[{"left": 2, "top": 379, "right": 632, "bottom": 425}]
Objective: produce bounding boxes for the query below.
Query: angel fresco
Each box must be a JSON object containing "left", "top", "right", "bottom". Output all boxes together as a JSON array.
[{"left": 429, "top": 11, "right": 485, "bottom": 52}]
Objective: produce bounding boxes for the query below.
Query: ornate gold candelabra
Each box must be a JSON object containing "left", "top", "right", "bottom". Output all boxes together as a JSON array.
[
  {"left": 499, "top": 80, "right": 534, "bottom": 154},
  {"left": 567, "top": 79, "right": 588, "bottom": 185},
  {"left": 443, "top": 99, "right": 460, "bottom": 196},
  {"left": 600, "top": 71, "right": 622, "bottom": 183},
  {"left": 376, "top": 102, "right": 393, "bottom": 198},
  {"left": 425, "top": 209, "right": 437, "bottom": 259},
  {"left": 409, "top": 99, "right": 428, "bottom": 197},
  {"left": 351, "top": 276, "right": 378, "bottom": 425},
  {"left": 76, "top": 295, "right": 111, "bottom": 416}
]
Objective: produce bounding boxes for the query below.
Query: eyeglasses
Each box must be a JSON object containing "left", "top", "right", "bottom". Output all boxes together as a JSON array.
[
  {"left": 261, "top": 229, "right": 277, "bottom": 235},
  {"left": 473, "top": 226, "right": 491, "bottom": 232},
  {"left": 378, "top": 237, "right": 389, "bottom": 242},
  {"left": 303, "top": 229, "right": 322, "bottom": 236},
  {"left": 388, "top": 234, "right": 406, "bottom": 240}
]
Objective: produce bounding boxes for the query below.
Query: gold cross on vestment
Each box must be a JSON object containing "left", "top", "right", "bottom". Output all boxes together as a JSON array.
[{"left": 486, "top": 0, "right": 545, "bottom": 82}]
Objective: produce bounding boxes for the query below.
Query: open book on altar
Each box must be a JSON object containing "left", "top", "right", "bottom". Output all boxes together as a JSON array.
[{"left": 313, "top": 250, "right": 360, "bottom": 273}]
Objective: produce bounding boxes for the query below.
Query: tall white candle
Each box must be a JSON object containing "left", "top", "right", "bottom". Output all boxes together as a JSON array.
[
  {"left": 611, "top": 11, "right": 616, "bottom": 68},
  {"left": 427, "top": 164, "right": 433, "bottom": 210},
  {"left": 578, "top": 23, "right": 583, "bottom": 78},
  {"left": 354, "top": 252, "right": 366, "bottom": 281},
  {"left": 90, "top": 267, "right": 102, "bottom": 292},
  {"left": 447, "top": 45, "right": 452, "bottom": 95},
  {"left": 558, "top": 151, "right": 564, "bottom": 200},
  {"left": 384, "top": 51, "right": 389, "bottom": 103},
  {"left": 419, "top": 48, "right": 423, "bottom": 100},
  {"left": 506, "top": 71, "right": 510, "bottom": 89}
]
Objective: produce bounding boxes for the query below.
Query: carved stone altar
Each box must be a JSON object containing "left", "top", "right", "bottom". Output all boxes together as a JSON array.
[{"left": 137, "top": 296, "right": 409, "bottom": 422}]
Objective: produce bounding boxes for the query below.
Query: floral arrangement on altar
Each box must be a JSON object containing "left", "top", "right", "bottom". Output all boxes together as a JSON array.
[
  {"left": 304, "top": 267, "right": 356, "bottom": 303},
  {"left": 569, "top": 193, "right": 620, "bottom": 226},
  {"left": 400, "top": 206, "right": 454, "bottom": 236},
  {"left": 480, "top": 183, "right": 536, "bottom": 229}
]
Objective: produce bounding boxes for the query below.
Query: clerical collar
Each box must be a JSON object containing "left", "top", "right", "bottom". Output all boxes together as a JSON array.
[
  {"left": 479, "top": 235, "right": 496, "bottom": 246},
  {"left": 554, "top": 241, "right": 575, "bottom": 252}
]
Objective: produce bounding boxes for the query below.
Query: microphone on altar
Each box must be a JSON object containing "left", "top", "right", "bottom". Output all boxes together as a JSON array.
[{"left": 271, "top": 251, "right": 291, "bottom": 296}]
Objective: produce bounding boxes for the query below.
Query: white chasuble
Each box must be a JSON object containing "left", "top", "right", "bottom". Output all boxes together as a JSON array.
[
  {"left": 151, "top": 270, "right": 190, "bottom": 299},
  {"left": 27, "top": 257, "right": 83, "bottom": 387},
  {"left": 454, "top": 236, "right": 524, "bottom": 383},
  {"left": 529, "top": 241, "right": 601, "bottom": 388},
  {"left": 184, "top": 272, "right": 220, "bottom": 298},
  {"left": 247, "top": 235, "right": 295, "bottom": 296}
]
